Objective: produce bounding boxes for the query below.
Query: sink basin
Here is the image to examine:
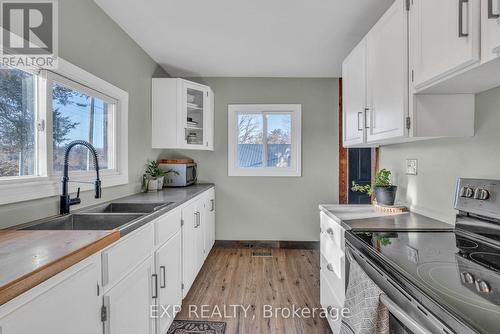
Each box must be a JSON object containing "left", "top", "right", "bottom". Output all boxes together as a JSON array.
[
  {"left": 21, "top": 213, "right": 143, "bottom": 231},
  {"left": 83, "top": 202, "right": 172, "bottom": 214}
]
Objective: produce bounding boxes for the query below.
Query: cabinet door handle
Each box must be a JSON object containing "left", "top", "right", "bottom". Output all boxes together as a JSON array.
[
  {"left": 152, "top": 274, "right": 158, "bottom": 298},
  {"left": 326, "top": 228, "right": 335, "bottom": 236},
  {"left": 488, "top": 0, "right": 500, "bottom": 18},
  {"left": 210, "top": 199, "right": 215, "bottom": 212},
  {"left": 326, "top": 263, "right": 335, "bottom": 272},
  {"left": 194, "top": 212, "right": 201, "bottom": 227},
  {"left": 364, "top": 107, "right": 372, "bottom": 129},
  {"left": 357, "top": 111, "right": 363, "bottom": 131},
  {"left": 459, "top": 0, "right": 469, "bottom": 37},
  {"left": 160, "top": 266, "right": 166, "bottom": 288}
]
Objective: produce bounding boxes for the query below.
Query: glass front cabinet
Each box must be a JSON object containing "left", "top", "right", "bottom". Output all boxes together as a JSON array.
[{"left": 152, "top": 78, "right": 214, "bottom": 150}]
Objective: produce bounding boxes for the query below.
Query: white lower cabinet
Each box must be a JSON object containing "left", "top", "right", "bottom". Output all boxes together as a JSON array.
[
  {"left": 203, "top": 188, "right": 216, "bottom": 260},
  {"left": 103, "top": 256, "right": 156, "bottom": 334},
  {"left": 155, "top": 230, "right": 182, "bottom": 334},
  {"left": 181, "top": 199, "right": 200, "bottom": 298},
  {"left": 319, "top": 211, "right": 346, "bottom": 334},
  {"left": 0, "top": 255, "right": 102, "bottom": 334},
  {"left": 0, "top": 187, "right": 216, "bottom": 334},
  {"left": 181, "top": 188, "right": 216, "bottom": 298}
]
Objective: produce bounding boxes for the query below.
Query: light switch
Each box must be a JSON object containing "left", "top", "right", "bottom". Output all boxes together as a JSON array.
[{"left": 406, "top": 159, "right": 417, "bottom": 175}]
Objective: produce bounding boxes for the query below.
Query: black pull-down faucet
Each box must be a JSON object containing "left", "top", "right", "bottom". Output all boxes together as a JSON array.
[{"left": 60, "top": 140, "right": 102, "bottom": 215}]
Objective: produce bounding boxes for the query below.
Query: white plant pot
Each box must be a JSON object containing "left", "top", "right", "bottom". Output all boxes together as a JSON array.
[
  {"left": 147, "top": 178, "right": 158, "bottom": 192},
  {"left": 157, "top": 176, "right": 165, "bottom": 189}
]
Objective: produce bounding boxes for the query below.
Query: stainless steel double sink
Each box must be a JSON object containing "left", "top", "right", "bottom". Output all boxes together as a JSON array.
[{"left": 21, "top": 202, "right": 173, "bottom": 232}]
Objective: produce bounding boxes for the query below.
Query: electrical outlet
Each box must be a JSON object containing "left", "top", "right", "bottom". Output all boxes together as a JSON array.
[{"left": 406, "top": 159, "right": 417, "bottom": 175}]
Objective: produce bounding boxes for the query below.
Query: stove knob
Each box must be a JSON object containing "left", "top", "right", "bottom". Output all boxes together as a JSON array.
[
  {"left": 460, "top": 187, "right": 474, "bottom": 198},
  {"left": 475, "top": 279, "right": 491, "bottom": 293},
  {"left": 461, "top": 272, "right": 475, "bottom": 284},
  {"left": 473, "top": 188, "right": 490, "bottom": 201}
]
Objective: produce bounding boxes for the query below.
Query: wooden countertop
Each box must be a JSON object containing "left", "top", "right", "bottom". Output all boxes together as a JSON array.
[{"left": 0, "top": 230, "right": 120, "bottom": 306}]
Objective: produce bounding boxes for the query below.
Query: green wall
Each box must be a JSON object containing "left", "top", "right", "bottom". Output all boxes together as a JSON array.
[{"left": 162, "top": 78, "right": 339, "bottom": 241}]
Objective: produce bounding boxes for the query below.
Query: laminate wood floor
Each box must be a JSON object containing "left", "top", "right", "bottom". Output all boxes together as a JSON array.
[{"left": 175, "top": 248, "right": 333, "bottom": 334}]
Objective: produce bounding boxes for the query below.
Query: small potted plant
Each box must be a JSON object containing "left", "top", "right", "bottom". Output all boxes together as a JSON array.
[
  {"left": 351, "top": 168, "right": 398, "bottom": 206},
  {"left": 143, "top": 160, "right": 165, "bottom": 192}
]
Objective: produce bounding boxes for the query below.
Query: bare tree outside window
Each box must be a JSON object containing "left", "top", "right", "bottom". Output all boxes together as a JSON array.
[{"left": 0, "top": 68, "right": 35, "bottom": 177}]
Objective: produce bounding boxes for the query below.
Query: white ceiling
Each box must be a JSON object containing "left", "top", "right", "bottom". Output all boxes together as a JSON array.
[{"left": 94, "top": 0, "right": 394, "bottom": 77}]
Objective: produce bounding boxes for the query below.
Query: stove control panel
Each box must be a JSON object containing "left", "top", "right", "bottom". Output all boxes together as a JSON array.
[{"left": 455, "top": 178, "right": 500, "bottom": 219}]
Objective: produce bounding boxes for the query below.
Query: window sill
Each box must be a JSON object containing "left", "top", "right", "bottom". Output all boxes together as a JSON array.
[
  {"left": 0, "top": 173, "right": 128, "bottom": 205},
  {"left": 228, "top": 167, "right": 302, "bottom": 177}
]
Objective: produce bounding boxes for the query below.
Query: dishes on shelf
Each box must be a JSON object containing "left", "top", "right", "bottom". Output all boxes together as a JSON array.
[
  {"left": 186, "top": 132, "right": 201, "bottom": 144},
  {"left": 187, "top": 102, "right": 203, "bottom": 110}
]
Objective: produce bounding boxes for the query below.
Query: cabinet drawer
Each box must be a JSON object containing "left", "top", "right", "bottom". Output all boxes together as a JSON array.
[
  {"left": 320, "top": 270, "right": 343, "bottom": 334},
  {"left": 320, "top": 254, "right": 345, "bottom": 304},
  {"left": 102, "top": 224, "right": 154, "bottom": 287},
  {"left": 320, "top": 232, "right": 344, "bottom": 272},
  {"left": 320, "top": 211, "right": 344, "bottom": 251},
  {"left": 155, "top": 208, "right": 181, "bottom": 246}
]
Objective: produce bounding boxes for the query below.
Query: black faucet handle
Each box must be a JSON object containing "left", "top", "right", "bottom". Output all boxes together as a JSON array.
[
  {"left": 76, "top": 187, "right": 80, "bottom": 198},
  {"left": 94, "top": 180, "right": 102, "bottom": 199}
]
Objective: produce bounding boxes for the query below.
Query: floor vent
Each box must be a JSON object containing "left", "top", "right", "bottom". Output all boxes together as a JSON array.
[{"left": 252, "top": 250, "right": 272, "bottom": 257}]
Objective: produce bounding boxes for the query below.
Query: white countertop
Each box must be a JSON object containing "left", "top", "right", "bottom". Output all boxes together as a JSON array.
[{"left": 319, "top": 204, "right": 454, "bottom": 231}]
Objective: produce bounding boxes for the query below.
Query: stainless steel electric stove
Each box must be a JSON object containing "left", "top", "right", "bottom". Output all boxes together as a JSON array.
[{"left": 346, "top": 178, "right": 500, "bottom": 334}]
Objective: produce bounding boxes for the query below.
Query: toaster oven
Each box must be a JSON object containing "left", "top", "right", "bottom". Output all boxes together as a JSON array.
[{"left": 159, "top": 160, "right": 197, "bottom": 187}]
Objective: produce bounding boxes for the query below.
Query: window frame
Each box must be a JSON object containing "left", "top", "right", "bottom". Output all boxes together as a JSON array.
[
  {"left": 0, "top": 58, "right": 129, "bottom": 205},
  {"left": 228, "top": 104, "right": 302, "bottom": 177}
]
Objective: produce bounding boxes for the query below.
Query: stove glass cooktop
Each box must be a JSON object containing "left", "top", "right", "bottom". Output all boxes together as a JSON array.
[{"left": 352, "top": 231, "right": 500, "bottom": 334}]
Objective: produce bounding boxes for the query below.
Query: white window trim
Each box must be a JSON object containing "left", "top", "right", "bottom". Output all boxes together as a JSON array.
[
  {"left": 228, "top": 104, "right": 302, "bottom": 177},
  {"left": 0, "top": 58, "right": 129, "bottom": 205}
]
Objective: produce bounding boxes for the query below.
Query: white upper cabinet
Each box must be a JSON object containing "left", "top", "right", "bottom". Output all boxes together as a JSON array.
[
  {"left": 152, "top": 78, "right": 214, "bottom": 150},
  {"left": 408, "top": 0, "right": 500, "bottom": 93},
  {"left": 366, "top": 0, "right": 408, "bottom": 143},
  {"left": 342, "top": 39, "right": 366, "bottom": 147},
  {"left": 481, "top": 0, "right": 500, "bottom": 63},
  {"left": 342, "top": 0, "right": 475, "bottom": 147},
  {"left": 410, "top": 0, "right": 480, "bottom": 90}
]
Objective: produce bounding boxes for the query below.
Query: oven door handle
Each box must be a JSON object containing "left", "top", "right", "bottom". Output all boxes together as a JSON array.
[{"left": 380, "top": 294, "right": 432, "bottom": 334}]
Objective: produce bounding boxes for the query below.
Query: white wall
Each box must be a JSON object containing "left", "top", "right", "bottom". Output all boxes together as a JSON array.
[
  {"left": 379, "top": 86, "right": 500, "bottom": 224},
  {"left": 0, "top": 0, "right": 168, "bottom": 228},
  {"left": 163, "top": 78, "right": 340, "bottom": 241}
]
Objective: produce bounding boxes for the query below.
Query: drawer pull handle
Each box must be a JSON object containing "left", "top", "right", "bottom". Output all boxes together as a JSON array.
[{"left": 326, "top": 263, "right": 335, "bottom": 272}]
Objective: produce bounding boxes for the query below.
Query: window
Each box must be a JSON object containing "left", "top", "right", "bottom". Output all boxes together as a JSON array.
[
  {"left": 0, "top": 68, "right": 37, "bottom": 178},
  {"left": 228, "top": 104, "right": 301, "bottom": 177},
  {"left": 0, "top": 59, "right": 129, "bottom": 205},
  {"left": 49, "top": 76, "right": 116, "bottom": 173}
]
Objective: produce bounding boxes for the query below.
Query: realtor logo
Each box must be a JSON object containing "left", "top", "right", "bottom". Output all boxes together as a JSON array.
[{"left": 0, "top": 0, "right": 58, "bottom": 68}]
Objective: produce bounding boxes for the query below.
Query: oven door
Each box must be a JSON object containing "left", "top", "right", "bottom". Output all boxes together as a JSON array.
[
  {"left": 346, "top": 243, "right": 452, "bottom": 334},
  {"left": 186, "top": 164, "right": 197, "bottom": 184}
]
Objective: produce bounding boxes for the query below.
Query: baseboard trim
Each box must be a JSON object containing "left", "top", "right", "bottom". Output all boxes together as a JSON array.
[{"left": 214, "top": 240, "right": 319, "bottom": 250}]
